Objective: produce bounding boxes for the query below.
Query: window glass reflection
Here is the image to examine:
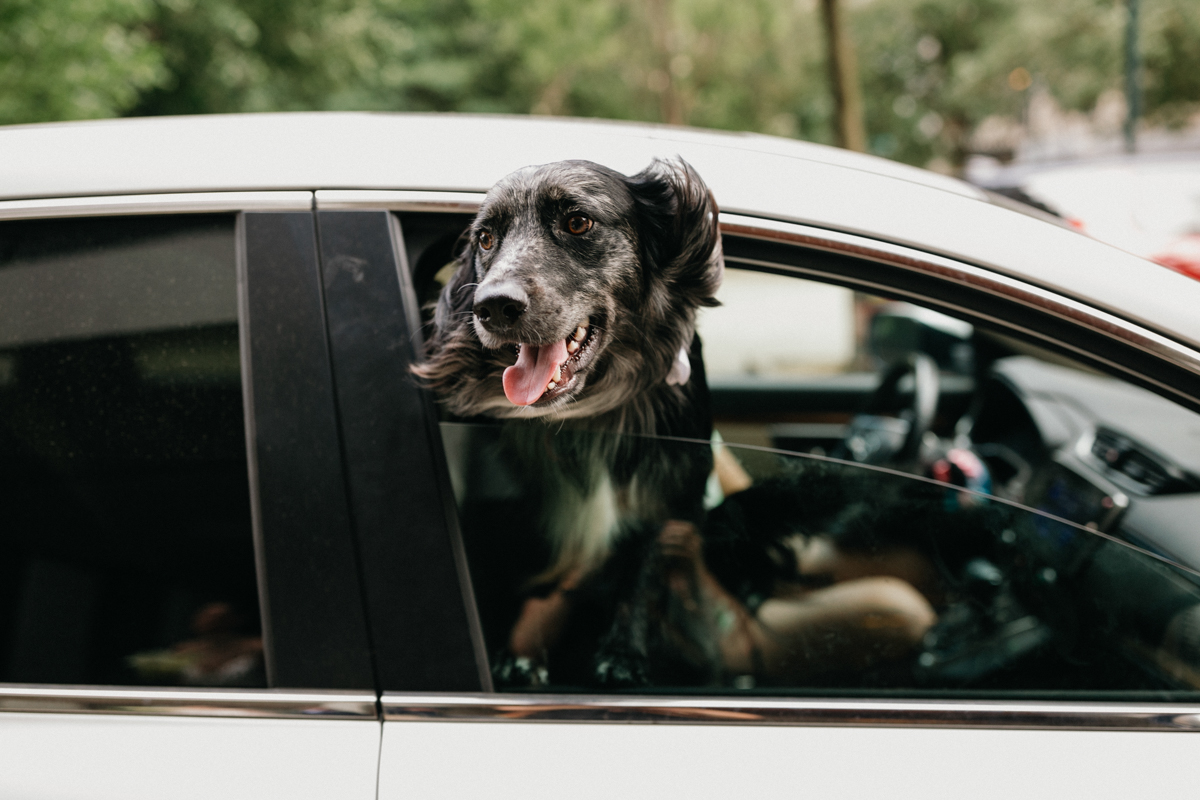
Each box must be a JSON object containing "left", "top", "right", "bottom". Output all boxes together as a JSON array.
[
  {"left": 447, "top": 390, "right": 1200, "bottom": 697},
  {"left": 0, "top": 215, "right": 262, "bottom": 687}
]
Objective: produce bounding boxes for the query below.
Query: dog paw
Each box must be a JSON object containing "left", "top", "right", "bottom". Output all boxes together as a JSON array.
[
  {"left": 492, "top": 652, "right": 550, "bottom": 688},
  {"left": 592, "top": 629, "right": 651, "bottom": 688},
  {"left": 593, "top": 652, "right": 649, "bottom": 687}
]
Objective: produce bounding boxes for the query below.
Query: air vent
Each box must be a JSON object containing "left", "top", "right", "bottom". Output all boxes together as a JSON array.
[{"left": 1090, "top": 428, "right": 1197, "bottom": 496}]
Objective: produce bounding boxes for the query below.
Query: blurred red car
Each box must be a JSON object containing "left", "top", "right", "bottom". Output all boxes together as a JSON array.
[
  {"left": 1153, "top": 233, "right": 1200, "bottom": 280},
  {"left": 973, "top": 152, "right": 1200, "bottom": 281}
]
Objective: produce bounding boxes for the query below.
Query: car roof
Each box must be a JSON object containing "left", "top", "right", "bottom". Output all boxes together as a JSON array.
[
  {"left": 0, "top": 111, "right": 976, "bottom": 200},
  {"left": 4, "top": 112, "right": 1200, "bottom": 349}
]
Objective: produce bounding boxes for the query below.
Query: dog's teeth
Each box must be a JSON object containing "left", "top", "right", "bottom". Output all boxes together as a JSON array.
[
  {"left": 552, "top": 365, "right": 562, "bottom": 383},
  {"left": 573, "top": 326, "right": 588, "bottom": 342},
  {"left": 566, "top": 340, "right": 580, "bottom": 354},
  {"left": 546, "top": 381, "right": 557, "bottom": 391}
]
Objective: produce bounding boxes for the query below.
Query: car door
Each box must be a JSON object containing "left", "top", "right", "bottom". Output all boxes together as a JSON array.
[
  {"left": 0, "top": 199, "right": 380, "bottom": 799},
  {"left": 318, "top": 198, "right": 1200, "bottom": 799}
]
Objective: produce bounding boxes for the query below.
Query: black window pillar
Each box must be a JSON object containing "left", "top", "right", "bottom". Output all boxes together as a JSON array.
[
  {"left": 315, "top": 210, "right": 487, "bottom": 692},
  {"left": 240, "top": 211, "right": 374, "bottom": 689}
]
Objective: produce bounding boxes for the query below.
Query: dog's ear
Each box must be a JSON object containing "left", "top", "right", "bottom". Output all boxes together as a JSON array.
[{"left": 626, "top": 157, "right": 723, "bottom": 308}]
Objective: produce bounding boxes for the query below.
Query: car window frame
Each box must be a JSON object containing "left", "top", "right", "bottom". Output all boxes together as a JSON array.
[
  {"left": 0, "top": 194, "right": 377, "bottom": 721},
  {"left": 331, "top": 193, "right": 1200, "bottom": 732}
]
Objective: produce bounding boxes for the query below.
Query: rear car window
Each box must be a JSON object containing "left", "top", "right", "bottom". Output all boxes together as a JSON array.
[{"left": 0, "top": 215, "right": 263, "bottom": 687}]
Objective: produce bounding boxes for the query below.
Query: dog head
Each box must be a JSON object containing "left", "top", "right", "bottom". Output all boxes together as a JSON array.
[{"left": 414, "top": 157, "right": 723, "bottom": 420}]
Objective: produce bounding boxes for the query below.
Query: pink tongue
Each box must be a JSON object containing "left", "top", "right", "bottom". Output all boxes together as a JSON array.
[{"left": 503, "top": 339, "right": 569, "bottom": 406}]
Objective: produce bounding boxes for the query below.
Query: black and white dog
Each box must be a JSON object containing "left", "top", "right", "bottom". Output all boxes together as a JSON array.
[{"left": 414, "top": 157, "right": 727, "bottom": 686}]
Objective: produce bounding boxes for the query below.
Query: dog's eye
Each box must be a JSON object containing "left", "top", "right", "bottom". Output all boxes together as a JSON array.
[
  {"left": 565, "top": 215, "right": 593, "bottom": 236},
  {"left": 478, "top": 231, "right": 494, "bottom": 250}
]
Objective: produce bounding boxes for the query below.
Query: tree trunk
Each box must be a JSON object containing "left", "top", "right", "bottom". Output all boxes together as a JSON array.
[
  {"left": 646, "top": 0, "right": 685, "bottom": 125},
  {"left": 819, "top": 0, "right": 867, "bottom": 152},
  {"left": 1124, "top": 0, "right": 1140, "bottom": 153}
]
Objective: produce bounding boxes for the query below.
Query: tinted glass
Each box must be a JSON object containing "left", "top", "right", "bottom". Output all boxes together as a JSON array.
[
  {"left": 0, "top": 215, "right": 263, "bottom": 687},
  {"left": 447, "top": 422, "right": 1200, "bottom": 697},
  {"left": 441, "top": 268, "right": 1200, "bottom": 699}
]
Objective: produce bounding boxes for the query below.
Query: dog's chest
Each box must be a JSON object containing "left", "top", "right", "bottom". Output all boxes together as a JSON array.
[{"left": 532, "top": 436, "right": 664, "bottom": 569}]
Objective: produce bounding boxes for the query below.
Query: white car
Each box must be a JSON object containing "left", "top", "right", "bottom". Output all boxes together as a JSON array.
[
  {"left": 2, "top": 113, "right": 1199, "bottom": 799},
  {"left": 973, "top": 153, "right": 1200, "bottom": 280}
]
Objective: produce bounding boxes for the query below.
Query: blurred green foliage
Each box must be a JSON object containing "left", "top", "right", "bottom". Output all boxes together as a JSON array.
[
  {"left": 0, "top": 0, "right": 163, "bottom": 122},
  {"left": 2, "top": 0, "right": 1197, "bottom": 168}
]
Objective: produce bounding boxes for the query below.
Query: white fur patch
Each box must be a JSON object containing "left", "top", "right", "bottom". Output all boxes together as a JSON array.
[
  {"left": 540, "top": 465, "right": 619, "bottom": 581},
  {"left": 666, "top": 345, "right": 691, "bottom": 386}
]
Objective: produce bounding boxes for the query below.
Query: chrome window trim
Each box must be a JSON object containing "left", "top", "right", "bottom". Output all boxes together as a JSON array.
[
  {"left": 0, "top": 191, "right": 314, "bottom": 220},
  {"left": 0, "top": 685, "right": 378, "bottom": 720},
  {"left": 383, "top": 692, "right": 1200, "bottom": 732},
  {"left": 316, "top": 189, "right": 485, "bottom": 214}
]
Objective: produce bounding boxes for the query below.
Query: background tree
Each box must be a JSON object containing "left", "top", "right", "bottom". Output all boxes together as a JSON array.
[
  {"left": 1141, "top": 0, "right": 1200, "bottom": 128},
  {"left": 0, "top": 0, "right": 163, "bottom": 124},
  {"left": 820, "top": 0, "right": 867, "bottom": 151},
  {"left": 2, "top": 0, "right": 1198, "bottom": 171}
]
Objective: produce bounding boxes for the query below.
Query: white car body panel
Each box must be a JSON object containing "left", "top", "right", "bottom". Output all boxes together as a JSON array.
[
  {"left": 379, "top": 720, "right": 1195, "bottom": 800},
  {"left": 0, "top": 714, "right": 380, "bottom": 800}
]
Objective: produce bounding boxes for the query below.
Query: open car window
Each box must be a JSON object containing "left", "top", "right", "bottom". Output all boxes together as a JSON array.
[
  {"left": 447, "top": 422, "right": 1200, "bottom": 697},
  {"left": 438, "top": 267, "right": 1200, "bottom": 699}
]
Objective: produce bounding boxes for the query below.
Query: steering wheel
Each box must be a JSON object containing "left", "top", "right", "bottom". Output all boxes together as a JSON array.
[{"left": 838, "top": 353, "right": 940, "bottom": 465}]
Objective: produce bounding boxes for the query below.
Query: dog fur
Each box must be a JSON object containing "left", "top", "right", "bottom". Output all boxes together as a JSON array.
[
  {"left": 413, "top": 157, "right": 722, "bottom": 432},
  {"left": 414, "top": 157, "right": 725, "bottom": 685}
]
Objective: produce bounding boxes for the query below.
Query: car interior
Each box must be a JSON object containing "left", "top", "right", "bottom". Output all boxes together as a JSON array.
[{"left": 405, "top": 211, "right": 1200, "bottom": 699}]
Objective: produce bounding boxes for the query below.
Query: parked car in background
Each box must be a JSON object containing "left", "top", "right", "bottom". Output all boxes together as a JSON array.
[
  {"left": 3, "top": 113, "right": 1200, "bottom": 799},
  {"left": 971, "top": 152, "right": 1200, "bottom": 280}
]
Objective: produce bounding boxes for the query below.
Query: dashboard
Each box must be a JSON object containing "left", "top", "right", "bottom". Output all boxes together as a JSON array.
[
  {"left": 982, "top": 356, "right": 1200, "bottom": 570},
  {"left": 944, "top": 355, "right": 1200, "bottom": 692}
]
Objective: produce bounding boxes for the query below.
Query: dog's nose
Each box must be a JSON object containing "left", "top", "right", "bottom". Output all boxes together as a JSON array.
[{"left": 474, "top": 284, "right": 528, "bottom": 328}]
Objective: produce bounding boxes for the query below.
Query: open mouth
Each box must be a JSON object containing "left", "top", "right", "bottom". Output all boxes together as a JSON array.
[{"left": 502, "top": 320, "right": 601, "bottom": 406}]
